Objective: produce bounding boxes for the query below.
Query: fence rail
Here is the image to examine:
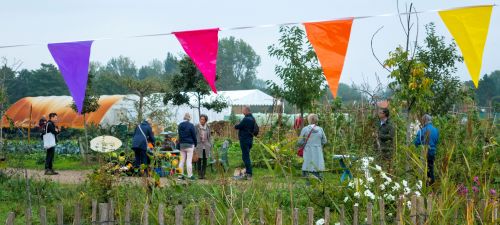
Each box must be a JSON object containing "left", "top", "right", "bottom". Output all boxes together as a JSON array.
[{"left": 4, "top": 196, "right": 499, "bottom": 225}]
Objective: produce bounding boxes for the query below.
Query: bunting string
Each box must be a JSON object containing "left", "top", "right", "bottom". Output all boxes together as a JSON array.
[{"left": 0, "top": 4, "right": 495, "bottom": 49}]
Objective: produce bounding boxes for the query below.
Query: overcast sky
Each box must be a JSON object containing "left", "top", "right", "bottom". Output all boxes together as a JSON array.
[{"left": 1, "top": 0, "right": 498, "bottom": 88}]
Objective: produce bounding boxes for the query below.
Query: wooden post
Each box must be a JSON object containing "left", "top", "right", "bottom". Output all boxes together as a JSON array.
[
  {"left": 275, "top": 209, "right": 282, "bottom": 225},
  {"left": 353, "top": 205, "right": 359, "bottom": 225},
  {"left": 410, "top": 195, "right": 417, "bottom": 225},
  {"left": 194, "top": 205, "right": 200, "bottom": 225},
  {"left": 40, "top": 206, "right": 47, "bottom": 225},
  {"left": 91, "top": 200, "right": 97, "bottom": 225},
  {"left": 99, "top": 203, "right": 109, "bottom": 224},
  {"left": 25, "top": 207, "right": 32, "bottom": 225},
  {"left": 175, "top": 205, "right": 183, "bottom": 225},
  {"left": 307, "top": 207, "right": 314, "bottom": 225},
  {"left": 74, "top": 202, "right": 82, "bottom": 225},
  {"left": 226, "top": 209, "right": 233, "bottom": 225},
  {"left": 259, "top": 208, "right": 265, "bottom": 225},
  {"left": 292, "top": 208, "right": 299, "bottom": 225},
  {"left": 367, "top": 203, "right": 373, "bottom": 225},
  {"left": 466, "top": 198, "right": 474, "bottom": 225},
  {"left": 340, "top": 205, "right": 345, "bottom": 225},
  {"left": 5, "top": 212, "right": 15, "bottom": 225},
  {"left": 396, "top": 196, "right": 404, "bottom": 225},
  {"left": 243, "top": 208, "right": 250, "bottom": 225},
  {"left": 417, "top": 196, "right": 425, "bottom": 225},
  {"left": 493, "top": 200, "right": 498, "bottom": 222},
  {"left": 158, "top": 203, "right": 165, "bottom": 225},
  {"left": 324, "top": 207, "right": 330, "bottom": 225},
  {"left": 142, "top": 202, "right": 149, "bottom": 225},
  {"left": 426, "top": 196, "right": 433, "bottom": 223},
  {"left": 209, "top": 203, "right": 216, "bottom": 225},
  {"left": 108, "top": 199, "right": 115, "bottom": 225},
  {"left": 379, "top": 199, "right": 385, "bottom": 225},
  {"left": 479, "top": 199, "right": 486, "bottom": 221},
  {"left": 57, "top": 204, "right": 64, "bottom": 225},
  {"left": 125, "top": 200, "right": 131, "bottom": 225}
]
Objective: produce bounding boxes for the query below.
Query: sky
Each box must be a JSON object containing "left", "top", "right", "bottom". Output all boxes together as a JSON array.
[{"left": 0, "top": 0, "right": 499, "bottom": 88}]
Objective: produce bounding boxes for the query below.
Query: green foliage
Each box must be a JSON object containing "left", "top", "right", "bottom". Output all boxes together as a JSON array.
[
  {"left": 267, "top": 26, "right": 325, "bottom": 116},
  {"left": 466, "top": 70, "right": 500, "bottom": 107},
  {"left": 70, "top": 73, "right": 100, "bottom": 114},
  {"left": 164, "top": 55, "right": 228, "bottom": 114}
]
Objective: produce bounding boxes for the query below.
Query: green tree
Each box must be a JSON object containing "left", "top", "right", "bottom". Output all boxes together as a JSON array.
[
  {"left": 416, "top": 23, "right": 466, "bottom": 115},
  {"left": 138, "top": 59, "right": 164, "bottom": 80},
  {"left": 466, "top": 71, "right": 500, "bottom": 107},
  {"left": 164, "top": 53, "right": 179, "bottom": 75},
  {"left": 104, "top": 55, "right": 137, "bottom": 77},
  {"left": 216, "top": 36, "right": 261, "bottom": 90},
  {"left": 164, "top": 56, "right": 228, "bottom": 117},
  {"left": 122, "top": 76, "right": 164, "bottom": 123},
  {"left": 267, "top": 26, "right": 325, "bottom": 120}
]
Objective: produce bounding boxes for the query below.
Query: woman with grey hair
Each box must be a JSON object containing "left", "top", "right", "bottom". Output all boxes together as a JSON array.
[
  {"left": 298, "top": 114, "right": 327, "bottom": 182},
  {"left": 177, "top": 113, "right": 197, "bottom": 180}
]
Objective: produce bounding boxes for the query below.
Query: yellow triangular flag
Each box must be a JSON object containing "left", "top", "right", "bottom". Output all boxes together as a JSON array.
[{"left": 439, "top": 5, "right": 493, "bottom": 88}]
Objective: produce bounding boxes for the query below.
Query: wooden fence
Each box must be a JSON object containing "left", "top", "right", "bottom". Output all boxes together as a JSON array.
[{"left": 4, "top": 196, "right": 499, "bottom": 225}]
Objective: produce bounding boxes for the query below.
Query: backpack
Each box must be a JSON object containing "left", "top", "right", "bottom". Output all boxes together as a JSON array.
[{"left": 252, "top": 118, "right": 259, "bottom": 136}]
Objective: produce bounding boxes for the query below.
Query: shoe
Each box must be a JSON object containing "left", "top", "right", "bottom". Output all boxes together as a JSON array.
[
  {"left": 244, "top": 174, "right": 253, "bottom": 181},
  {"left": 51, "top": 170, "right": 59, "bottom": 175},
  {"left": 177, "top": 175, "right": 185, "bottom": 181},
  {"left": 188, "top": 176, "right": 197, "bottom": 181},
  {"left": 45, "top": 170, "right": 56, "bottom": 175}
]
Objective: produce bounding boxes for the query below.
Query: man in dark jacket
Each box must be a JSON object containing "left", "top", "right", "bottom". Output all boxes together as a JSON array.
[
  {"left": 234, "top": 106, "right": 256, "bottom": 179},
  {"left": 415, "top": 114, "right": 439, "bottom": 185},
  {"left": 45, "top": 113, "right": 59, "bottom": 175},
  {"left": 376, "top": 108, "right": 394, "bottom": 171},
  {"left": 132, "top": 119, "right": 155, "bottom": 169}
]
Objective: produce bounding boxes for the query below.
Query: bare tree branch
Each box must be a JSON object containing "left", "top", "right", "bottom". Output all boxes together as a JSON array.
[{"left": 371, "top": 26, "right": 392, "bottom": 73}]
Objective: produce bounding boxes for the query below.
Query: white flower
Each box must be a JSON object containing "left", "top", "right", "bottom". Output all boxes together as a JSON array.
[
  {"left": 375, "top": 165, "right": 382, "bottom": 171},
  {"left": 354, "top": 203, "right": 359, "bottom": 207},
  {"left": 380, "top": 184, "right": 386, "bottom": 191},
  {"left": 348, "top": 181, "right": 354, "bottom": 188},
  {"left": 388, "top": 213, "right": 393, "bottom": 217},
  {"left": 402, "top": 180, "right": 408, "bottom": 187},
  {"left": 368, "top": 157, "right": 374, "bottom": 161},
  {"left": 415, "top": 191, "right": 421, "bottom": 197},
  {"left": 404, "top": 187, "right": 411, "bottom": 195},
  {"left": 406, "top": 201, "right": 412, "bottom": 209},
  {"left": 367, "top": 177, "right": 375, "bottom": 183},
  {"left": 344, "top": 197, "right": 349, "bottom": 202},
  {"left": 392, "top": 183, "right": 401, "bottom": 192},
  {"left": 364, "top": 190, "right": 375, "bottom": 200},
  {"left": 354, "top": 192, "right": 361, "bottom": 198},
  {"left": 416, "top": 180, "right": 423, "bottom": 190},
  {"left": 316, "top": 218, "right": 325, "bottom": 225},
  {"left": 384, "top": 181, "right": 391, "bottom": 186}
]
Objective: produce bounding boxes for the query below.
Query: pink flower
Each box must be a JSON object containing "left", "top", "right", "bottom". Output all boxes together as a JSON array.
[
  {"left": 490, "top": 189, "right": 497, "bottom": 196},
  {"left": 458, "top": 184, "right": 468, "bottom": 196},
  {"left": 473, "top": 176, "right": 480, "bottom": 186},
  {"left": 472, "top": 186, "right": 479, "bottom": 193}
]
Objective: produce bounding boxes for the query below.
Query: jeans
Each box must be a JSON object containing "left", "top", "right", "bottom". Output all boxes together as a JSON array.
[
  {"left": 240, "top": 140, "right": 253, "bottom": 176},
  {"left": 179, "top": 146, "right": 194, "bottom": 177},
  {"left": 132, "top": 147, "right": 148, "bottom": 168},
  {"left": 197, "top": 149, "right": 207, "bottom": 178},
  {"left": 45, "top": 147, "right": 55, "bottom": 170},
  {"left": 427, "top": 153, "right": 436, "bottom": 184}
]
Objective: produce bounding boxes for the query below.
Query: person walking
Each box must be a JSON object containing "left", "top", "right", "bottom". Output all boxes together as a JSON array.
[
  {"left": 44, "top": 113, "right": 59, "bottom": 175},
  {"left": 298, "top": 114, "right": 327, "bottom": 182},
  {"left": 414, "top": 114, "right": 439, "bottom": 185},
  {"left": 195, "top": 114, "right": 212, "bottom": 179},
  {"left": 376, "top": 108, "right": 394, "bottom": 172},
  {"left": 234, "top": 106, "right": 258, "bottom": 180},
  {"left": 177, "top": 113, "right": 197, "bottom": 180},
  {"left": 131, "top": 119, "right": 155, "bottom": 172}
]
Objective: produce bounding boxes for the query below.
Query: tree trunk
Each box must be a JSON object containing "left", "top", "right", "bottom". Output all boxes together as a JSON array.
[
  {"left": 138, "top": 94, "right": 144, "bottom": 123},
  {"left": 197, "top": 93, "right": 201, "bottom": 121},
  {"left": 83, "top": 113, "right": 89, "bottom": 162}
]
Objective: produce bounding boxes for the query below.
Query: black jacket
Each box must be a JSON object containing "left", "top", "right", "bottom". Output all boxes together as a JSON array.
[
  {"left": 178, "top": 121, "right": 197, "bottom": 146},
  {"left": 235, "top": 114, "right": 255, "bottom": 142},
  {"left": 46, "top": 120, "right": 59, "bottom": 143}
]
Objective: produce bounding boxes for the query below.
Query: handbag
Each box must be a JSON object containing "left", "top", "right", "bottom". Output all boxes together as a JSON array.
[
  {"left": 297, "top": 125, "right": 316, "bottom": 157},
  {"left": 43, "top": 122, "right": 56, "bottom": 149},
  {"left": 192, "top": 151, "right": 200, "bottom": 163}
]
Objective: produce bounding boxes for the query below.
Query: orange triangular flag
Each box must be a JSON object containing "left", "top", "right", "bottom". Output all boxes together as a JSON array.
[{"left": 304, "top": 19, "right": 353, "bottom": 97}]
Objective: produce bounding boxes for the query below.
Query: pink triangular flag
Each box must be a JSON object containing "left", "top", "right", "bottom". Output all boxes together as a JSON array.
[
  {"left": 174, "top": 28, "right": 219, "bottom": 93},
  {"left": 48, "top": 41, "right": 93, "bottom": 114}
]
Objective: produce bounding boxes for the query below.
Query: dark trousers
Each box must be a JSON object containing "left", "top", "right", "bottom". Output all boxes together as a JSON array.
[
  {"left": 45, "top": 147, "right": 55, "bottom": 170},
  {"left": 132, "top": 147, "right": 148, "bottom": 168},
  {"left": 427, "top": 153, "right": 435, "bottom": 184},
  {"left": 240, "top": 140, "right": 253, "bottom": 176},
  {"left": 197, "top": 149, "right": 207, "bottom": 178}
]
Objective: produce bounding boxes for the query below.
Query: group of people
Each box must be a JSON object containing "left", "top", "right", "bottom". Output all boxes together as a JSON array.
[{"left": 40, "top": 106, "right": 439, "bottom": 185}]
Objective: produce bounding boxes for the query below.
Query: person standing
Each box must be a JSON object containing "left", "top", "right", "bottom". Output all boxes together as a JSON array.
[
  {"left": 234, "top": 106, "right": 257, "bottom": 180},
  {"left": 44, "top": 113, "right": 59, "bottom": 175},
  {"left": 131, "top": 119, "right": 155, "bottom": 171},
  {"left": 298, "top": 114, "right": 327, "bottom": 182},
  {"left": 376, "top": 108, "right": 394, "bottom": 171},
  {"left": 195, "top": 114, "right": 212, "bottom": 179},
  {"left": 414, "top": 114, "right": 439, "bottom": 185},
  {"left": 177, "top": 113, "right": 197, "bottom": 180}
]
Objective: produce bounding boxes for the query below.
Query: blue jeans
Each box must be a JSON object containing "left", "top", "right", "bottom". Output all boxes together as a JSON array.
[
  {"left": 240, "top": 140, "right": 253, "bottom": 176},
  {"left": 133, "top": 147, "right": 148, "bottom": 168}
]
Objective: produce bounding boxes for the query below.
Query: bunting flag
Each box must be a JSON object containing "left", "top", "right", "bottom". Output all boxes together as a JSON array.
[
  {"left": 439, "top": 6, "right": 493, "bottom": 88},
  {"left": 48, "top": 41, "right": 93, "bottom": 114},
  {"left": 173, "top": 28, "right": 220, "bottom": 93},
  {"left": 304, "top": 19, "right": 353, "bottom": 97}
]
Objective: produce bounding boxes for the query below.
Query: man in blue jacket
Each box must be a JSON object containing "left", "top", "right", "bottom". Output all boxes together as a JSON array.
[
  {"left": 132, "top": 119, "right": 155, "bottom": 170},
  {"left": 414, "top": 114, "right": 439, "bottom": 185},
  {"left": 234, "top": 106, "right": 257, "bottom": 180}
]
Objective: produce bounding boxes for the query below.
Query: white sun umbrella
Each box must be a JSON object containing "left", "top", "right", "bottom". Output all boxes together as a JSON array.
[{"left": 90, "top": 136, "right": 122, "bottom": 153}]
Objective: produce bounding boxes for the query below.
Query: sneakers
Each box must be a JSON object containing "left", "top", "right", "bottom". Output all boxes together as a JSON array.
[
  {"left": 177, "top": 175, "right": 196, "bottom": 181},
  {"left": 44, "top": 169, "right": 59, "bottom": 175},
  {"left": 177, "top": 175, "right": 185, "bottom": 181},
  {"left": 233, "top": 174, "right": 252, "bottom": 181}
]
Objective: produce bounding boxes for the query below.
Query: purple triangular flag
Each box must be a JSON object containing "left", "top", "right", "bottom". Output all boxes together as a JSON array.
[{"left": 48, "top": 41, "right": 93, "bottom": 114}]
